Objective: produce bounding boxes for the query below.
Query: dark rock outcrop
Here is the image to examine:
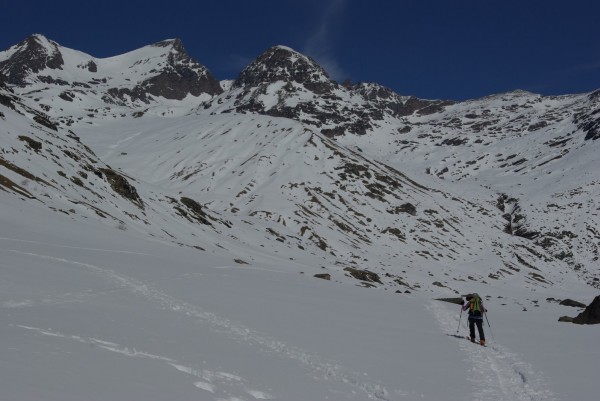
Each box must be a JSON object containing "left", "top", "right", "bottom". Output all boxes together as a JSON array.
[
  {"left": 388, "top": 203, "right": 417, "bottom": 216},
  {"left": 178, "top": 196, "right": 212, "bottom": 226},
  {"left": 574, "top": 99, "right": 600, "bottom": 140},
  {"left": 0, "top": 73, "right": 16, "bottom": 109},
  {"left": 353, "top": 83, "right": 453, "bottom": 118},
  {"left": 343, "top": 267, "right": 382, "bottom": 284},
  {"left": 99, "top": 168, "right": 144, "bottom": 209},
  {"left": 141, "top": 39, "right": 222, "bottom": 99},
  {"left": 18, "top": 135, "right": 42, "bottom": 152},
  {"left": 572, "top": 295, "right": 600, "bottom": 324},
  {"left": 82, "top": 60, "right": 97, "bottom": 73},
  {"left": 559, "top": 299, "right": 586, "bottom": 308},
  {"left": 108, "top": 39, "right": 222, "bottom": 103}
]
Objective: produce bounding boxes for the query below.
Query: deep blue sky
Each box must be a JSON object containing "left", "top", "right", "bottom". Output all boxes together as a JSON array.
[{"left": 2, "top": 0, "right": 599, "bottom": 100}]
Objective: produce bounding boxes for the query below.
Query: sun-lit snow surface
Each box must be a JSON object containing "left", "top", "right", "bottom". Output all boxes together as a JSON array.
[
  {"left": 70, "top": 112, "right": 593, "bottom": 296},
  {"left": 336, "top": 90, "right": 600, "bottom": 285},
  {"left": 1, "top": 35, "right": 599, "bottom": 400},
  {"left": 1, "top": 197, "right": 598, "bottom": 401}
]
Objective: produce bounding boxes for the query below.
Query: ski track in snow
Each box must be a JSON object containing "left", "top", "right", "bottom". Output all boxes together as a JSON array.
[
  {"left": 427, "top": 301, "right": 556, "bottom": 401},
  {"left": 0, "top": 237, "right": 154, "bottom": 256},
  {"left": 103, "top": 131, "right": 143, "bottom": 159},
  {"left": 13, "top": 325, "right": 273, "bottom": 400},
  {"left": 3, "top": 248, "right": 395, "bottom": 400},
  {"left": 2, "top": 288, "right": 119, "bottom": 309}
]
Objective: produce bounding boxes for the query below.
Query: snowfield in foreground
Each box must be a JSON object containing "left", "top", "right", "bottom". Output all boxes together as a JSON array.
[{"left": 1, "top": 199, "right": 597, "bottom": 401}]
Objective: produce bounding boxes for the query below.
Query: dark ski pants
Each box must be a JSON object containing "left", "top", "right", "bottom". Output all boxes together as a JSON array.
[{"left": 468, "top": 317, "right": 485, "bottom": 341}]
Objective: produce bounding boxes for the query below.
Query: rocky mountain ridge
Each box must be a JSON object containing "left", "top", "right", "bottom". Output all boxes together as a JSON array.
[
  {"left": 1, "top": 34, "right": 598, "bottom": 295},
  {"left": 206, "top": 45, "right": 451, "bottom": 136},
  {"left": 0, "top": 34, "right": 222, "bottom": 107}
]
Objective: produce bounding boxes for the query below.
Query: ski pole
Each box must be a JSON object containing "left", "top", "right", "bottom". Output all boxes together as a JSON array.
[
  {"left": 484, "top": 310, "right": 495, "bottom": 340},
  {"left": 456, "top": 307, "right": 463, "bottom": 334}
]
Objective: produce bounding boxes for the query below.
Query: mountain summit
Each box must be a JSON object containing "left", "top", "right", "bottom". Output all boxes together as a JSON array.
[
  {"left": 207, "top": 45, "right": 448, "bottom": 136},
  {"left": 0, "top": 34, "right": 65, "bottom": 85},
  {"left": 234, "top": 45, "right": 333, "bottom": 93},
  {"left": 127, "top": 37, "right": 223, "bottom": 100}
]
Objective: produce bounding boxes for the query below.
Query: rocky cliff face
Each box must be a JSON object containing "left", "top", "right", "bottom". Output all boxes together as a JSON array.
[
  {"left": 108, "top": 38, "right": 223, "bottom": 103},
  {"left": 573, "top": 295, "right": 600, "bottom": 324},
  {"left": 574, "top": 91, "right": 600, "bottom": 141},
  {"left": 0, "top": 34, "right": 65, "bottom": 86}
]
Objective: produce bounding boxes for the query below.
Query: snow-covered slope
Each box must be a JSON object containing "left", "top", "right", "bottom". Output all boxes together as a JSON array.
[
  {"left": 1, "top": 35, "right": 599, "bottom": 400},
  {"left": 1, "top": 179, "right": 598, "bottom": 401},
  {"left": 2, "top": 81, "right": 588, "bottom": 296},
  {"left": 337, "top": 90, "right": 600, "bottom": 288}
]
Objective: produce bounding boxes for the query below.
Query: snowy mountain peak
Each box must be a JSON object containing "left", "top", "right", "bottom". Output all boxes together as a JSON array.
[
  {"left": 233, "top": 45, "right": 332, "bottom": 91},
  {"left": 23, "top": 33, "right": 60, "bottom": 54},
  {"left": 0, "top": 34, "right": 65, "bottom": 85},
  {"left": 125, "top": 37, "right": 223, "bottom": 100},
  {"left": 151, "top": 38, "right": 182, "bottom": 49},
  {"left": 149, "top": 37, "right": 194, "bottom": 63},
  {"left": 206, "top": 48, "right": 451, "bottom": 136}
]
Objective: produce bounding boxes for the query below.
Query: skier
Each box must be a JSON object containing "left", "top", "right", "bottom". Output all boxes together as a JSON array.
[{"left": 462, "top": 293, "right": 486, "bottom": 345}]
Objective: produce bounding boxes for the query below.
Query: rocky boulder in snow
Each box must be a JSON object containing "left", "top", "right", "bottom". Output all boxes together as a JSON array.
[
  {"left": 99, "top": 168, "right": 144, "bottom": 209},
  {"left": 343, "top": 267, "right": 382, "bottom": 286},
  {"left": 559, "top": 299, "right": 586, "bottom": 308}
]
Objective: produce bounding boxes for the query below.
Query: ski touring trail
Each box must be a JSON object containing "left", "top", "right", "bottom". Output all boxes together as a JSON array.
[
  {"left": 1, "top": 247, "right": 396, "bottom": 400},
  {"left": 12, "top": 324, "right": 275, "bottom": 400},
  {"left": 428, "top": 301, "right": 556, "bottom": 401}
]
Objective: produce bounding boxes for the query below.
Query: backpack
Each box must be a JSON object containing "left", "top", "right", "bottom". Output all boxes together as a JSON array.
[{"left": 470, "top": 294, "right": 483, "bottom": 312}]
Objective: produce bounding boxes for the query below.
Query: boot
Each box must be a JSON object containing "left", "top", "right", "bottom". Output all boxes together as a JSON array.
[
  {"left": 480, "top": 339, "right": 486, "bottom": 346},
  {"left": 469, "top": 337, "right": 476, "bottom": 343}
]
